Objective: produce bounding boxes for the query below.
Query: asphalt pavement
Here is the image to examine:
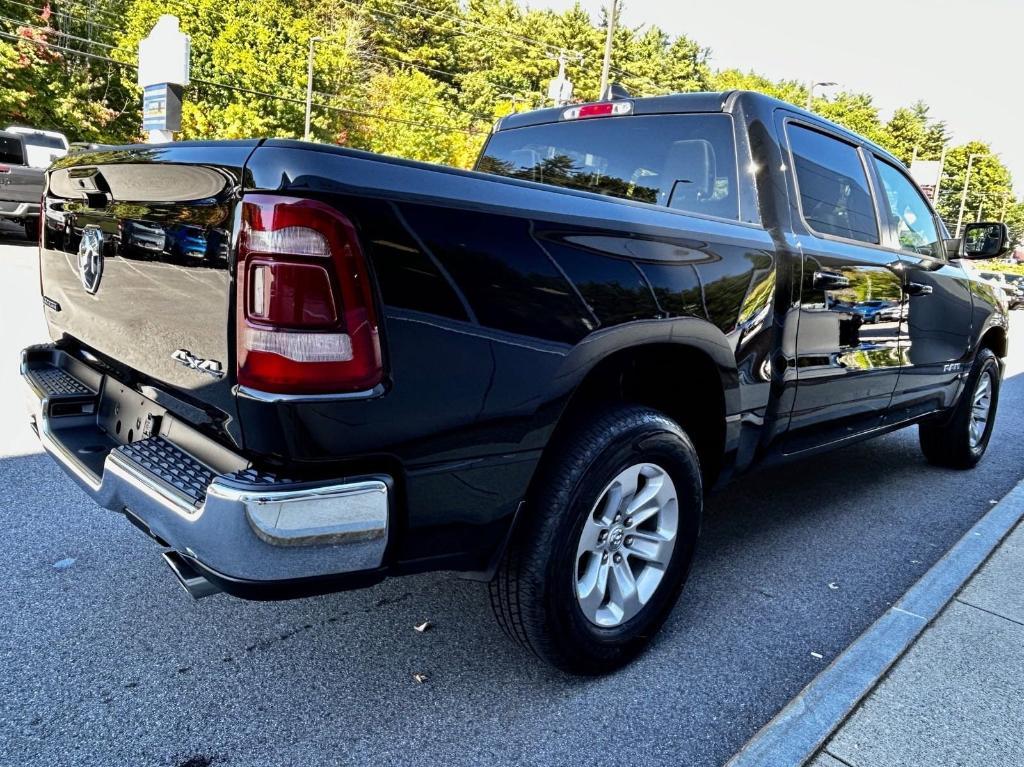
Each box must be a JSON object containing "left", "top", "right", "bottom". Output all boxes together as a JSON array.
[{"left": 3, "top": 224, "right": 1024, "bottom": 767}]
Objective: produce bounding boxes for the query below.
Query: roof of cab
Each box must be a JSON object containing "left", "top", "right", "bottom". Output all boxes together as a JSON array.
[
  {"left": 493, "top": 89, "right": 899, "bottom": 166},
  {"left": 497, "top": 91, "right": 735, "bottom": 132}
]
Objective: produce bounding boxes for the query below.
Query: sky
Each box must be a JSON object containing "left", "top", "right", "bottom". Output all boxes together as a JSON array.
[{"left": 533, "top": 0, "right": 1024, "bottom": 196}]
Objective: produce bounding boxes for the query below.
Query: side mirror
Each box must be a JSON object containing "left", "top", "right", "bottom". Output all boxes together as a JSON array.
[{"left": 961, "top": 222, "right": 1011, "bottom": 260}]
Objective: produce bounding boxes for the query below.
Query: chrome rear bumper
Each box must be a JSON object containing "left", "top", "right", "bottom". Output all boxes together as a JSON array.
[{"left": 22, "top": 345, "right": 391, "bottom": 587}]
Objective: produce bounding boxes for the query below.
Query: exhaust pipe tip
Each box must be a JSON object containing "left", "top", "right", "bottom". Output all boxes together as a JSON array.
[{"left": 162, "top": 551, "right": 220, "bottom": 600}]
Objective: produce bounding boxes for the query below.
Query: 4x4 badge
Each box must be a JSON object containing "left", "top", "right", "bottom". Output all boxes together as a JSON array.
[
  {"left": 171, "top": 348, "right": 225, "bottom": 379},
  {"left": 77, "top": 227, "right": 104, "bottom": 294}
]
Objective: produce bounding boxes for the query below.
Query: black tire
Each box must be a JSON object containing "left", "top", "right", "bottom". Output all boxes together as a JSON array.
[
  {"left": 919, "top": 347, "right": 1001, "bottom": 469},
  {"left": 489, "top": 405, "right": 702, "bottom": 674},
  {"left": 24, "top": 218, "right": 37, "bottom": 242}
]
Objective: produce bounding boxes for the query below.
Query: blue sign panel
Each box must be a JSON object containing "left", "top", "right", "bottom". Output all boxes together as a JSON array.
[{"left": 142, "top": 84, "right": 168, "bottom": 131}]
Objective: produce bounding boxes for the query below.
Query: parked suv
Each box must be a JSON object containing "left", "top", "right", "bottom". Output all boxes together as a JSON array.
[{"left": 22, "top": 91, "right": 1010, "bottom": 672}]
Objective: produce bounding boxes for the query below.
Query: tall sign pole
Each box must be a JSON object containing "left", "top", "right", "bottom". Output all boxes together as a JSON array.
[
  {"left": 304, "top": 36, "right": 321, "bottom": 142},
  {"left": 138, "top": 15, "right": 190, "bottom": 143}
]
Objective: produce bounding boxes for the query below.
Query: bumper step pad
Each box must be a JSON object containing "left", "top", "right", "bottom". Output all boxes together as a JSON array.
[
  {"left": 116, "top": 437, "right": 216, "bottom": 510},
  {"left": 27, "top": 366, "right": 94, "bottom": 398}
]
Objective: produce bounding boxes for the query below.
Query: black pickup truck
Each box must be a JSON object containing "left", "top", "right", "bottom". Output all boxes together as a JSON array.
[
  {"left": 22, "top": 91, "right": 1011, "bottom": 673},
  {"left": 0, "top": 130, "right": 44, "bottom": 239}
]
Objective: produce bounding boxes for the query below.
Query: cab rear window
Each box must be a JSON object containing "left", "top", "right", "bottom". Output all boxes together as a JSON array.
[{"left": 477, "top": 113, "right": 740, "bottom": 221}]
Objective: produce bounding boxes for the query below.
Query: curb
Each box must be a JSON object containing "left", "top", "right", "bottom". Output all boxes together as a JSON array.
[{"left": 724, "top": 478, "right": 1024, "bottom": 767}]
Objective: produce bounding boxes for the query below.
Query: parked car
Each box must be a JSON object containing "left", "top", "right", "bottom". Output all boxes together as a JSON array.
[
  {"left": 0, "top": 130, "right": 44, "bottom": 240},
  {"left": 21, "top": 91, "right": 1011, "bottom": 673},
  {"left": 4, "top": 126, "right": 69, "bottom": 168}
]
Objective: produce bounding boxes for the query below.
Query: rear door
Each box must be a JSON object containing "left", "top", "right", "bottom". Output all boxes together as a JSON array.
[
  {"left": 780, "top": 118, "right": 905, "bottom": 451},
  {"left": 867, "top": 155, "right": 973, "bottom": 419}
]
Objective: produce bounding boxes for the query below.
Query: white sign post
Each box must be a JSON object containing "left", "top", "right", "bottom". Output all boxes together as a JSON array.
[{"left": 138, "top": 15, "right": 190, "bottom": 143}]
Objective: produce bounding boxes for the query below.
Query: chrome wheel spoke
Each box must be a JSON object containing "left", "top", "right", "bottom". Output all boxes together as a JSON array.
[
  {"left": 608, "top": 559, "right": 642, "bottom": 622},
  {"left": 626, "top": 531, "right": 673, "bottom": 567},
  {"left": 578, "top": 515, "right": 607, "bottom": 552},
  {"left": 576, "top": 555, "right": 611, "bottom": 616}
]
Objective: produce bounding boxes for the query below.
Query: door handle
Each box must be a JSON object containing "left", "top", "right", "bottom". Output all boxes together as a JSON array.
[
  {"left": 905, "top": 282, "right": 933, "bottom": 296},
  {"left": 812, "top": 271, "right": 850, "bottom": 291}
]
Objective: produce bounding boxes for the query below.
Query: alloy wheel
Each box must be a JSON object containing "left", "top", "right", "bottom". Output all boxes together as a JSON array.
[{"left": 574, "top": 463, "right": 679, "bottom": 628}]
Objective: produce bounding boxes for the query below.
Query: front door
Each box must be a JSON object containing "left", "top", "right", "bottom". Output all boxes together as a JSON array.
[
  {"left": 781, "top": 120, "right": 904, "bottom": 452},
  {"left": 868, "top": 155, "right": 974, "bottom": 420}
]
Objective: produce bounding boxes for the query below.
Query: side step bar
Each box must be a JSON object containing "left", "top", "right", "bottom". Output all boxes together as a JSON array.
[{"left": 162, "top": 551, "right": 220, "bottom": 600}]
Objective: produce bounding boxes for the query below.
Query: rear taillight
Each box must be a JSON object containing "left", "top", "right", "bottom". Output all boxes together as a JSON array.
[{"left": 236, "top": 194, "right": 382, "bottom": 394}]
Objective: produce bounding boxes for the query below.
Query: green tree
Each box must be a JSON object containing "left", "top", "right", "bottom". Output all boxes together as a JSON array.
[
  {"left": 813, "top": 91, "right": 887, "bottom": 145},
  {"left": 353, "top": 69, "right": 482, "bottom": 166},
  {"left": 0, "top": 0, "right": 138, "bottom": 142},
  {"left": 934, "top": 142, "right": 1013, "bottom": 234},
  {"left": 882, "top": 101, "right": 947, "bottom": 165}
]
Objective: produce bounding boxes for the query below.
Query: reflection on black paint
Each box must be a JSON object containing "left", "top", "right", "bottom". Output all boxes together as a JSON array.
[{"left": 399, "top": 204, "right": 592, "bottom": 344}]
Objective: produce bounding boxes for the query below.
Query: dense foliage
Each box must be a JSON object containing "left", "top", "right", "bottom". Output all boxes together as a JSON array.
[{"left": 1, "top": 0, "right": 1021, "bottom": 240}]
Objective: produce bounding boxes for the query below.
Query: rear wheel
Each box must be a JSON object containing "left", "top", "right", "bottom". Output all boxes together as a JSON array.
[
  {"left": 919, "top": 347, "right": 1000, "bottom": 469},
  {"left": 489, "top": 405, "right": 702, "bottom": 674}
]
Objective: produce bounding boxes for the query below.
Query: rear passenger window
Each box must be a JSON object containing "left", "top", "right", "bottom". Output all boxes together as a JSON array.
[
  {"left": 787, "top": 123, "right": 879, "bottom": 244},
  {"left": 0, "top": 135, "right": 24, "bottom": 165}
]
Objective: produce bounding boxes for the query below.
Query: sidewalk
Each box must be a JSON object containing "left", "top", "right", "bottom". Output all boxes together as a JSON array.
[{"left": 810, "top": 515, "right": 1024, "bottom": 767}]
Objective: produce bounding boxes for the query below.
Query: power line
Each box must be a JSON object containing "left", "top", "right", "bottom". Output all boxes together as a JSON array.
[
  {"left": 3, "top": 0, "right": 123, "bottom": 34},
  {"left": 0, "top": 29, "right": 485, "bottom": 136},
  {"left": 0, "top": 14, "right": 121, "bottom": 51}
]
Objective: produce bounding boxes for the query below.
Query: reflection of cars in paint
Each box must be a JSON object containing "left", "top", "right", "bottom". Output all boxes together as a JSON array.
[
  {"left": 121, "top": 220, "right": 166, "bottom": 255},
  {"left": 849, "top": 299, "right": 892, "bottom": 323},
  {"left": 998, "top": 273, "right": 1024, "bottom": 309},
  {"left": 878, "top": 302, "right": 905, "bottom": 322},
  {"left": 21, "top": 90, "right": 1016, "bottom": 675},
  {"left": 166, "top": 224, "right": 207, "bottom": 260},
  {"left": 977, "top": 271, "right": 1022, "bottom": 309}
]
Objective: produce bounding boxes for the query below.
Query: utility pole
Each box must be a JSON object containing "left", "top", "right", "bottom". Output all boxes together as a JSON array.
[
  {"left": 598, "top": 0, "right": 618, "bottom": 100},
  {"left": 956, "top": 153, "right": 986, "bottom": 237},
  {"left": 304, "top": 36, "right": 322, "bottom": 142}
]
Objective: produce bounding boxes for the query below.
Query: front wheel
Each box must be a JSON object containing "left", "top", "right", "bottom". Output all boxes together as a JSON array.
[
  {"left": 489, "top": 405, "right": 702, "bottom": 674},
  {"left": 919, "top": 347, "right": 1001, "bottom": 469}
]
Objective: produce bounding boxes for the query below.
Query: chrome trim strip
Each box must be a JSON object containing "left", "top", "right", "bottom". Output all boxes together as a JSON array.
[{"left": 235, "top": 384, "right": 386, "bottom": 403}]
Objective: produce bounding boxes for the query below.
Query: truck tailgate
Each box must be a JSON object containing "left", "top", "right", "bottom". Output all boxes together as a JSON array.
[{"left": 40, "top": 142, "right": 259, "bottom": 436}]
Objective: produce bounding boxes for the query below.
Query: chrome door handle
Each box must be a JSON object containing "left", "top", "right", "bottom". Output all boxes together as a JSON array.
[
  {"left": 905, "top": 282, "right": 933, "bottom": 296},
  {"left": 812, "top": 271, "right": 850, "bottom": 290}
]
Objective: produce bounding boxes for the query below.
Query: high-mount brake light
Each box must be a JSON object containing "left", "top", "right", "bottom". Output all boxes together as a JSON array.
[
  {"left": 237, "top": 194, "right": 383, "bottom": 394},
  {"left": 562, "top": 101, "right": 633, "bottom": 120}
]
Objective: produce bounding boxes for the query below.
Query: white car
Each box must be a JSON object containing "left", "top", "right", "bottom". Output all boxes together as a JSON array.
[{"left": 4, "top": 126, "right": 69, "bottom": 168}]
